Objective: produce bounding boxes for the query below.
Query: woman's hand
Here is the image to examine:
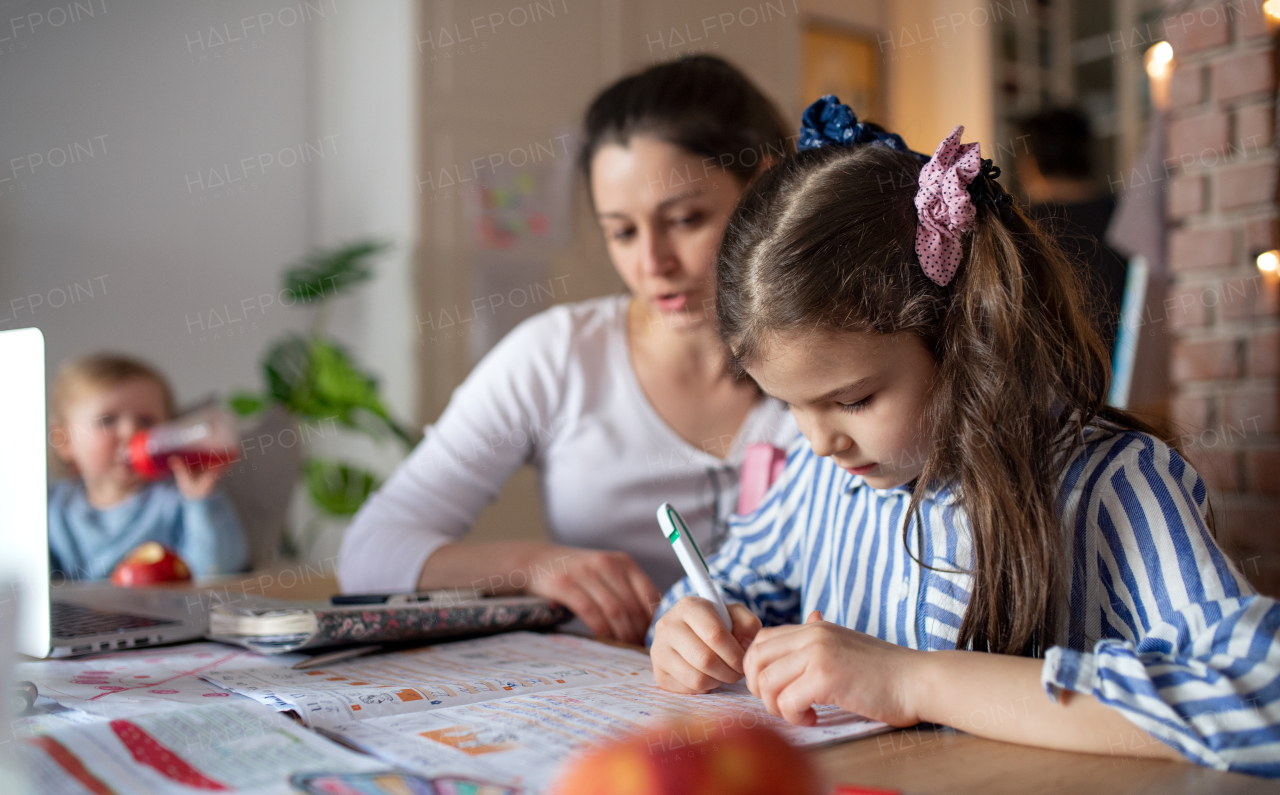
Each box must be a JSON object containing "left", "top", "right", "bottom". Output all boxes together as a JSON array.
[
  {"left": 743, "top": 611, "right": 923, "bottom": 728},
  {"left": 170, "top": 456, "right": 227, "bottom": 501},
  {"left": 652, "top": 596, "right": 761, "bottom": 693},
  {"left": 522, "top": 546, "right": 661, "bottom": 646}
]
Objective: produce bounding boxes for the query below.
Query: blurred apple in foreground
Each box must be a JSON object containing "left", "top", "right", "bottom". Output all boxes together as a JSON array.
[
  {"left": 110, "top": 542, "right": 191, "bottom": 587},
  {"left": 549, "top": 717, "right": 820, "bottom": 795}
]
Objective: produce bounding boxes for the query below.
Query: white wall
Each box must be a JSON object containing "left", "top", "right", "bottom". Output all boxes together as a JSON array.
[
  {"left": 298, "top": 0, "right": 420, "bottom": 562},
  {"left": 313, "top": 0, "right": 418, "bottom": 425},
  {"left": 0, "top": 0, "right": 417, "bottom": 425},
  {"left": 0, "top": 0, "right": 315, "bottom": 405}
]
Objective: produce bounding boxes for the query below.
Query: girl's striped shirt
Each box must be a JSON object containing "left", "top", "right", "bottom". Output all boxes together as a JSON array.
[{"left": 653, "top": 426, "right": 1280, "bottom": 777}]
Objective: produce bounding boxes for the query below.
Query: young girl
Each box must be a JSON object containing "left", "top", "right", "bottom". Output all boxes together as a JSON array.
[
  {"left": 650, "top": 97, "right": 1280, "bottom": 776},
  {"left": 48, "top": 354, "right": 248, "bottom": 580}
]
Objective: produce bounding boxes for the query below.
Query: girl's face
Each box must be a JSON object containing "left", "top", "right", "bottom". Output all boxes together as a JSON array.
[
  {"left": 590, "top": 136, "right": 744, "bottom": 328},
  {"left": 53, "top": 378, "right": 167, "bottom": 492},
  {"left": 746, "top": 330, "right": 937, "bottom": 490}
]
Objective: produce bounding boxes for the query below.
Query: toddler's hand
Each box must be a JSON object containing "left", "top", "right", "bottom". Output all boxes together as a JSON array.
[
  {"left": 743, "top": 610, "right": 922, "bottom": 728},
  {"left": 652, "top": 596, "right": 761, "bottom": 694},
  {"left": 170, "top": 456, "right": 226, "bottom": 501}
]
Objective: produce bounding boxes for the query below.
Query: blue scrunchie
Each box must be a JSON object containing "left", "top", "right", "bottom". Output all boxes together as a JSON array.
[{"left": 797, "top": 95, "right": 928, "bottom": 163}]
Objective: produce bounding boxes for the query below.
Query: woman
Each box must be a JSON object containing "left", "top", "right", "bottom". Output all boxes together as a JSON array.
[{"left": 338, "top": 56, "right": 797, "bottom": 645}]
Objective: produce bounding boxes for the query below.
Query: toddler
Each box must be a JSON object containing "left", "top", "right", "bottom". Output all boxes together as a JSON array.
[{"left": 48, "top": 354, "right": 247, "bottom": 580}]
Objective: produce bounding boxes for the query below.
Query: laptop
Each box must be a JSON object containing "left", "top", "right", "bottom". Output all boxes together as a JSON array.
[{"left": 0, "top": 327, "right": 206, "bottom": 658}]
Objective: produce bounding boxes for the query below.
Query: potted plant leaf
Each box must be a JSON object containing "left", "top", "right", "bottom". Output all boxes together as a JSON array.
[{"left": 231, "top": 239, "right": 418, "bottom": 558}]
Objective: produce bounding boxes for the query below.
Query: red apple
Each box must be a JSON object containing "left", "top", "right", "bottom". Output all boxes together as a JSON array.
[
  {"left": 549, "top": 716, "right": 820, "bottom": 795},
  {"left": 110, "top": 542, "right": 192, "bottom": 587}
]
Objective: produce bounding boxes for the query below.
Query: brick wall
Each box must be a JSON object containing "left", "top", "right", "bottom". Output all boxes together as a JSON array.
[{"left": 1165, "top": 1, "right": 1279, "bottom": 596}]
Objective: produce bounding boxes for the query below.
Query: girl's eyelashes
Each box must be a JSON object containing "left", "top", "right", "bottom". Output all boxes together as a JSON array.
[
  {"left": 609, "top": 227, "right": 636, "bottom": 242},
  {"left": 778, "top": 397, "right": 868, "bottom": 413},
  {"left": 837, "top": 395, "right": 872, "bottom": 413}
]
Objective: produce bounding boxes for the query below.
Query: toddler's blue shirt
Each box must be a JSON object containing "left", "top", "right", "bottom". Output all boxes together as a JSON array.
[{"left": 48, "top": 479, "right": 248, "bottom": 581}]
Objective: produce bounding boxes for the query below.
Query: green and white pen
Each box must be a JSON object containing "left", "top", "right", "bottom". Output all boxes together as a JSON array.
[{"left": 656, "top": 502, "right": 732, "bottom": 630}]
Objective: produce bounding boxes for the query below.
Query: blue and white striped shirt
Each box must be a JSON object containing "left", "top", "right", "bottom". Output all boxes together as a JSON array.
[{"left": 653, "top": 426, "right": 1280, "bottom": 776}]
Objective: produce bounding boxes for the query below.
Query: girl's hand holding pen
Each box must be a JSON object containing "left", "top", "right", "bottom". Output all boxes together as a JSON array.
[
  {"left": 651, "top": 596, "right": 762, "bottom": 693},
  {"left": 744, "top": 610, "right": 923, "bottom": 729}
]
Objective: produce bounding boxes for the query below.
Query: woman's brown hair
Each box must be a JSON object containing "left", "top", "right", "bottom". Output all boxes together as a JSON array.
[
  {"left": 579, "top": 55, "right": 791, "bottom": 188},
  {"left": 717, "top": 142, "right": 1163, "bottom": 657}
]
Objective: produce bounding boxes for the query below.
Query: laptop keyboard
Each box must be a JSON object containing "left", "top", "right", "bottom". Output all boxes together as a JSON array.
[{"left": 52, "top": 601, "right": 181, "bottom": 638}]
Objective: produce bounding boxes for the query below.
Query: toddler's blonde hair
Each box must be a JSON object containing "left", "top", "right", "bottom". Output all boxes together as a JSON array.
[{"left": 51, "top": 354, "right": 176, "bottom": 426}]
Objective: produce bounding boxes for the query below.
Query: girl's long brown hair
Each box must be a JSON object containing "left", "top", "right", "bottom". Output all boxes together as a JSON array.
[{"left": 717, "top": 143, "right": 1163, "bottom": 656}]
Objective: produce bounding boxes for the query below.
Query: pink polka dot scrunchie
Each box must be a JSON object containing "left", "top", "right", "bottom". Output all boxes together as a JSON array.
[{"left": 913, "top": 126, "right": 982, "bottom": 287}]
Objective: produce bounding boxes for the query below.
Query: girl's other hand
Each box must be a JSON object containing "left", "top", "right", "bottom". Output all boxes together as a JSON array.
[
  {"left": 743, "top": 610, "right": 922, "bottom": 728},
  {"left": 652, "top": 597, "right": 761, "bottom": 693},
  {"left": 523, "top": 546, "right": 660, "bottom": 646},
  {"left": 170, "top": 456, "right": 226, "bottom": 501}
]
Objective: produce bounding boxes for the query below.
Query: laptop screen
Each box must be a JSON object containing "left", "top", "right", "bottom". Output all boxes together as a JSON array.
[{"left": 0, "top": 327, "right": 51, "bottom": 657}]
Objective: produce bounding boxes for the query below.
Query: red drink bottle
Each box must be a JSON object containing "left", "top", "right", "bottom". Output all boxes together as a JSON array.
[{"left": 126, "top": 407, "right": 241, "bottom": 480}]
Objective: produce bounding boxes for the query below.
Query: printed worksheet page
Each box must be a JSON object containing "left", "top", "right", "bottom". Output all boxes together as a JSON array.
[
  {"left": 201, "top": 632, "right": 654, "bottom": 727},
  {"left": 15, "top": 701, "right": 388, "bottom": 795},
  {"left": 336, "top": 680, "right": 889, "bottom": 794},
  {"left": 16, "top": 642, "right": 302, "bottom": 718}
]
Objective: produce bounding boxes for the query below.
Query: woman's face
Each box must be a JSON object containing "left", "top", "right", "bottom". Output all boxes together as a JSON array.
[{"left": 590, "top": 136, "right": 745, "bottom": 329}]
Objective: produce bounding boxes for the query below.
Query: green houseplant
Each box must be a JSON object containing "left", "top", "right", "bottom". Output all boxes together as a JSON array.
[{"left": 231, "top": 239, "right": 418, "bottom": 553}]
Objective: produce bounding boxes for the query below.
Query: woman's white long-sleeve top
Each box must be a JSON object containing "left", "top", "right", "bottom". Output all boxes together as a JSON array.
[{"left": 339, "top": 295, "right": 798, "bottom": 595}]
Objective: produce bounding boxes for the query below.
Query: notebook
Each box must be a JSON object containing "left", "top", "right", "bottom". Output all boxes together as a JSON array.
[{"left": 207, "top": 594, "right": 572, "bottom": 653}]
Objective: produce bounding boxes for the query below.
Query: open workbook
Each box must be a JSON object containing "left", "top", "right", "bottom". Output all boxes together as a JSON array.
[{"left": 200, "top": 632, "right": 891, "bottom": 793}]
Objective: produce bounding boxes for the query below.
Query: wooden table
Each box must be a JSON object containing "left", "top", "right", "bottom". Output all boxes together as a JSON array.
[
  {"left": 167, "top": 565, "right": 1279, "bottom": 794},
  {"left": 168, "top": 559, "right": 341, "bottom": 603},
  {"left": 810, "top": 725, "right": 1276, "bottom": 794}
]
